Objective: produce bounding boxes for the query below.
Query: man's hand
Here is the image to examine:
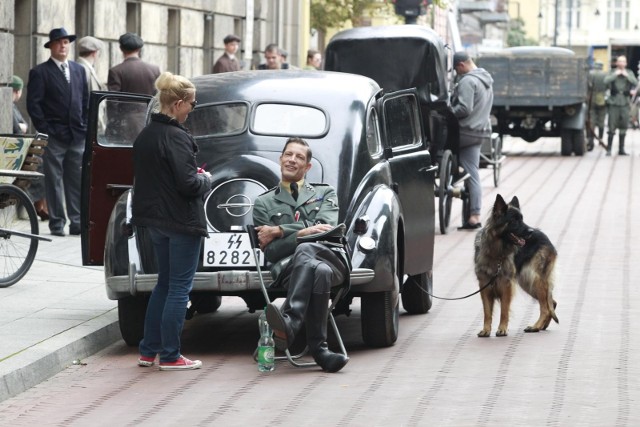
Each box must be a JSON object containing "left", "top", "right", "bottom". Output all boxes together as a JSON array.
[
  {"left": 255, "top": 225, "right": 283, "bottom": 250},
  {"left": 297, "top": 223, "right": 334, "bottom": 237}
]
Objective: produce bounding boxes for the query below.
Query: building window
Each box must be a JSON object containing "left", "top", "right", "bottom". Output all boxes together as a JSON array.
[
  {"left": 608, "top": 0, "right": 630, "bottom": 30},
  {"left": 562, "top": 0, "right": 581, "bottom": 29}
]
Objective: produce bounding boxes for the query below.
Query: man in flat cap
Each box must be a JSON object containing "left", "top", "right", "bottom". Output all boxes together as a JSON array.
[
  {"left": 450, "top": 51, "right": 493, "bottom": 231},
  {"left": 213, "top": 34, "right": 242, "bottom": 73},
  {"left": 77, "top": 36, "right": 106, "bottom": 133},
  {"left": 107, "top": 33, "right": 160, "bottom": 142},
  {"left": 108, "top": 32, "right": 160, "bottom": 95},
  {"left": 27, "top": 27, "right": 89, "bottom": 236},
  {"left": 77, "top": 36, "right": 105, "bottom": 94}
]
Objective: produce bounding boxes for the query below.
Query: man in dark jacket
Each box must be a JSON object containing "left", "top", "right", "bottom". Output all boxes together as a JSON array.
[
  {"left": 212, "top": 34, "right": 241, "bottom": 73},
  {"left": 27, "top": 28, "right": 89, "bottom": 236},
  {"left": 107, "top": 32, "right": 161, "bottom": 142},
  {"left": 451, "top": 51, "right": 494, "bottom": 230}
]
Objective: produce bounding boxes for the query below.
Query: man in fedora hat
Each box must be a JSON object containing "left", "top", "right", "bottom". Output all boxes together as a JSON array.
[
  {"left": 27, "top": 27, "right": 89, "bottom": 237},
  {"left": 212, "top": 34, "right": 242, "bottom": 73}
]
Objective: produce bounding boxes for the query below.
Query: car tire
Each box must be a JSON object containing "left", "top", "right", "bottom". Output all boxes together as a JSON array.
[
  {"left": 118, "top": 295, "right": 148, "bottom": 346},
  {"left": 401, "top": 272, "right": 433, "bottom": 314},
  {"left": 572, "top": 129, "right": 585, "bottom": 156},
  {"left": 361, "top": 290, "right": 399, "bottom": 347},
  {"left": 560, "top": 129, "right": 572, "bottom": 156}
]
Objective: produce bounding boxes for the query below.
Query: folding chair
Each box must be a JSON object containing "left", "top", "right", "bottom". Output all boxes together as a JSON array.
[{"left": 246, "top": 225, "right": 348, "bottom": 368}]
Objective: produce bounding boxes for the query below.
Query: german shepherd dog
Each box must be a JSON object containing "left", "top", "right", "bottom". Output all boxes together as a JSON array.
[{"left": 474, "top": 194, "right": 559, "bottom": 337}]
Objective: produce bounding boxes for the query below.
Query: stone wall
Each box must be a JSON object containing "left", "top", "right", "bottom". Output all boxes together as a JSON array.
[{"left": 2, "top": 0, "right": 307, "bottom": 134}]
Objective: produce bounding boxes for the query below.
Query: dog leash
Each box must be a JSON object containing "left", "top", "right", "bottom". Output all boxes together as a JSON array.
[{"left": 415, "top": 262, "right": 501, "bottom": 301}]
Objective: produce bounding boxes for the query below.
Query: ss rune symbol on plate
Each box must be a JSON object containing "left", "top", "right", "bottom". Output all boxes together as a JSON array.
[{"left": 203, "top": 232, "right": 265, "bottom": 267}]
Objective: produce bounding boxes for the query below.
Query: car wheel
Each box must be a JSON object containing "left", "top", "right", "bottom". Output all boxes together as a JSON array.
[
  {"left": 401, "top": 272, "right": 433, "bottom": 314},
  {"left": 560, "top": 129, "right": 572, "bottom": 156},
  {"left": 118, "top": 295, "right": 148, "bottom": 346},
  {"left": 361, "top": 290, "right": 399, "bottom": 347}
]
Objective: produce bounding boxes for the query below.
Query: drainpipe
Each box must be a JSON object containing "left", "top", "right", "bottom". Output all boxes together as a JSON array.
[{"left": 244, "top": 0, "right": 254, "bottom": 69}]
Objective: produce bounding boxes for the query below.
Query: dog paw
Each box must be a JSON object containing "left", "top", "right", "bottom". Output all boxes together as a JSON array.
[
  {"left": 477, "top": 330, "right": 491, "bottom": 338},
  {"left": 524, "top": 326, "right": 540, "bottom": 333},
  {"left": 496, "top": 329, "right": 508, "bottom": 337}
]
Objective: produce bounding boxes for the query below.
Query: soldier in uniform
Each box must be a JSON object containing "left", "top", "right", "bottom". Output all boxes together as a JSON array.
[
  {"left": 604, "top": 55, "right": 638, "bottom": 156},
  {"left": 253, "top": 137, "right": 349, "bottom": 373},
  {"left": 586, "top": 62, "right": 607, "bottom": 151}
]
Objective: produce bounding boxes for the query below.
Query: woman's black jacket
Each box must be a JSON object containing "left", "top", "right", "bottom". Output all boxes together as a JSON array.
[{"left": 131, "top": 113, "right": 211, "bottom": 237}]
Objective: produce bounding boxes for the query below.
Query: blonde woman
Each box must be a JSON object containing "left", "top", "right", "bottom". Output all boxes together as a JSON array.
[{"left": 132, "top": 72, "right": 212, "bottom": 370}]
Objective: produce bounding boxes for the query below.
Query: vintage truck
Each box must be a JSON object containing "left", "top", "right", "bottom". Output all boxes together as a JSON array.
[{"left": 476, "top": 46, "right": 589, "bottom": 156}]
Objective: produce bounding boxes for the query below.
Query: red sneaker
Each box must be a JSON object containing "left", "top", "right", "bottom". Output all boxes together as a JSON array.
[
  {"left": 137, "top": 355, "right": 156, "bottom": 367},
  {"left": 159, "top": 355, "right": 202, "bottom": 371}
]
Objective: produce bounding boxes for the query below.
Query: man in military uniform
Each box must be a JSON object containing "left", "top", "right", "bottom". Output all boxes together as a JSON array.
[
  {"left": 604, "top": 55, "right": 638, "bottom": 156},
  {"left": 253, "top": 137, "right": 349, "bottom": 373},
  {"left": 586, "top": 62, "right": 607, "bottom": 151}
]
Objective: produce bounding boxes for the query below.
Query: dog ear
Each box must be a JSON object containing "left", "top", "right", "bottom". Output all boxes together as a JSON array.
[
  {"left": 509, "top": 196, "right": 520, "bottom": 209},
  {"left": 493, "top": 194, "right": 507, "bottom": 213}
]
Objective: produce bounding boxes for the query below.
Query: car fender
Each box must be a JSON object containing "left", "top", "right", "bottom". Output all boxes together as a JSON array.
[
  {"left": 562, "top": 103, "right": 586, "bottom": 130},
  {"left": 347, "top": 185, "right": 401, "bottom": 294},
  {"left": 104, "top": 190, "right": 134, "bottom": 299}
]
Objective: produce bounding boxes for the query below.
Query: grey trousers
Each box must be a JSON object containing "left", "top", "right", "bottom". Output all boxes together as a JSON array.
[
  {"left": 458, "top": 143, "right": 482, "bottom": 218},
  {"left": 43, "top": 135, "right": 84, "bottom": 232}
]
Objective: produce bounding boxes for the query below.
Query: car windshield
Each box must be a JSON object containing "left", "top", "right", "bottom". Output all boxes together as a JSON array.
[
  {"left": 252, "top": 103, "right": 327, "bottom": 137},
  {"left": 185, "top": 102, "right": 248, "bottom": 138}
]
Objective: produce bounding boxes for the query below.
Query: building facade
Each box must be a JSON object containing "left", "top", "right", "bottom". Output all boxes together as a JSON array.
[{"left": 1, "top": 0, "right": 309, "bottom": 133}]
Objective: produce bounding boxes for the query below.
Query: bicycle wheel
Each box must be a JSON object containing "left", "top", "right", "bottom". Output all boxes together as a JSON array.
[{"left": 0, "top": 184, "right": 39, "bottom": 287}]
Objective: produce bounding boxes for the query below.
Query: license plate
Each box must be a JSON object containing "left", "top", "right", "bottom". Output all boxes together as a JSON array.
[{"left": 203, "top": 232, "right": 265, "bottom": 267}]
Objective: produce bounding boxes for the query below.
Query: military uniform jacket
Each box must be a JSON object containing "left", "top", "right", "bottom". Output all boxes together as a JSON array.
[
  {"left": 604, "top": 69, "right": 638, "bottom": 106},
  {"left": 253, "top": 182, "right": 340, "bottom": 278}
]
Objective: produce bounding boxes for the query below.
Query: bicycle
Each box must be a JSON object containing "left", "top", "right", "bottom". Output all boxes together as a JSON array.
[{"left": 0, "top": 133, "right": 52, "bottom": 287}]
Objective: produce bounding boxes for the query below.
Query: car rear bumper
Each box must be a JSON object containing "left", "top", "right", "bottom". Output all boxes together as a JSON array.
[{"left": 106, "top": 268, "right": 375, "bottom": 300}]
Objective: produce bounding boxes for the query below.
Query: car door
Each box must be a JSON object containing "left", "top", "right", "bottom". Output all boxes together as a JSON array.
[
  {"left": 377, "top": 90, "right": 435, "bottom": 275},
  {"left": 81, "top": 91, "right": 153, "bottom": 266}
]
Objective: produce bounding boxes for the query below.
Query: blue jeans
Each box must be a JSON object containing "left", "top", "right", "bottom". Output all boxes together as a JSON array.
[{"left": 139, "top": 227, "right": 202, "bottom": 363}]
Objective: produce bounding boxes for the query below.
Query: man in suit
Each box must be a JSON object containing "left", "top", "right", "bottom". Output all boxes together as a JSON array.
[
  {"left": 212, "top": 34, "right": 241, "bottom": 73},
  {"left": 107, "top": 32, "right": 160, "bottom": 142},
  {"left": 77, "top": 36, "right": 106, "bottom": 132},
  {"left": 27, "top": 28, "right": 89, "bottom": 236},
  {"left": 108, "top": 32, "right": 160, "bottom": 95}
]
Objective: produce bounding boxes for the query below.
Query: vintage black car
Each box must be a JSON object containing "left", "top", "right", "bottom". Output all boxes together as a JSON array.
[{"left": 81, "top": 70, "right": 436, "bottom": 348}]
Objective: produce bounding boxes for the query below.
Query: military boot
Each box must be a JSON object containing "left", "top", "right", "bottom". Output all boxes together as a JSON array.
[
  {"left": 266, "top": 278, "right": 312, "bottom": 352},
  {"left": 606, "top": 133, "right": 614, "bottom": 156},
  {"left": 586, "top": 130, "right": 594, "bottom": 152},
  {"left": 619, "top": 134, "right": 628, "bottom": 156},
  {"left": 305, "top": 292, "right": 349, "bottom": 373}
]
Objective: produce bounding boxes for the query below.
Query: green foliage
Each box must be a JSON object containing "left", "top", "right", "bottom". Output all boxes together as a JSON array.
[
  {"left": 310, "top": 0, "right": 448, "bottom": 33},
  {"left": 507, "top": 17, "right": 537, "bottom": 47}
]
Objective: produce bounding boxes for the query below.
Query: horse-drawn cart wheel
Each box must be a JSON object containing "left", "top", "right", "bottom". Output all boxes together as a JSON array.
[{"left": 438, "top": 150, "right": 453, "bottom": 234}]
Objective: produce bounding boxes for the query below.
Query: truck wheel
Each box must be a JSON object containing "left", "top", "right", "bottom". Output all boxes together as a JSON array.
[
  {"left": 401, "top": 272, "right": 433, "bottom": 314},
  {"left": 118, "top": 295, "right": 148, "bottom": 346},
  {"left": 572, "top": 130, "right": 585, "bottom": 156},
  {"left": 560, "top": 130, "right": 573, "bottom": 156},
  {"left": 361, "top": 290, "right": 399, "bottom": 347}
]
